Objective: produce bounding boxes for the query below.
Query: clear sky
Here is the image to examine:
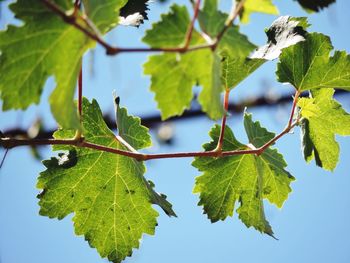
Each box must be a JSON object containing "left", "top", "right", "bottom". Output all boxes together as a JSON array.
[{"left": 0, "top": 1, "right": 350, "bottom": 263}]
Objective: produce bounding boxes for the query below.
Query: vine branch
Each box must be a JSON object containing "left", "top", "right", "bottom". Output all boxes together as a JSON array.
[
  {"left": 0, "top": 91, "right": 302, "bottom": 162},
  {"left": 41, "top": 0, "right": 244, "bottom": 55},
  {"left": 2, "top": 90, "right": 347, "bottom": 139}
]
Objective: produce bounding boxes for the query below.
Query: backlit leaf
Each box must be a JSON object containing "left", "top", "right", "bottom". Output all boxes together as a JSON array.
[
  {"left": 298, "top": 89, "right": 350, "bottom": 170},
  {"left": 239, "top": 0, "right": 279, "bottom": 23},
  {"left": 0, "top": 0, "right": 128, "bottom": 129},
  {"left": 37, "top": 98, "right": 175, "bottom": 263},
  {"left": 143, "top": 1, "right": 256, "bottom": 119},
  {"left": 277, "top": 32, "right": 350, "bottom": 91},
  {"left": 192, "top": 112, "right": 294, "bottom": 236}
]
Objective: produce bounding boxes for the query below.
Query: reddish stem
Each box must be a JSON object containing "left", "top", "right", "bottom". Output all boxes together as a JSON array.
[
  {"left": 212, "top": 0, "right": 245, "bottom": 50},
  {"left": 42, "top": 0, "right": 245, "bottom": 55},
  {"left": 183, "top": 0, "right": 202, "bottom": 49},
  {"left": 0, "top": 118, "right": 300, "bottom": 162},
  {"left": 288, "top": 90, "right": 301, "bottom": 127},
  {"left": 216, "top": 89, "right": 230, "bottom": 153},
  {"left": 78, "top": 65, "right": 83, "bottom": 117}
]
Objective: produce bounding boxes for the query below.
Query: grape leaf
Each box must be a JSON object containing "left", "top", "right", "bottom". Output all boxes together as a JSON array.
[
  {"left": 142, "top": 5, "right": 189, "bottom": 47},
  {"left": 37, "top": 98, "right": 175, "bottom": 263},
  {"left": 239, "top": 0, "right": 279, "bottom": 23},
  {"left": 277, "top": 32, "right": 350, "bottom": 91},
  {"left": 251, "top": 16, "right": 308, "bottom": 60},
  {"left": 143, "top": 1, "right": 256, "bottom": 120},
  {"left": 0, "top": 0, "right": 128, "bottom": 129},
  {"left": 198, "top": 0, "right": 256, "bottom": 58},
  {"left": 192, "top": 112, "right": 294, "bottom": 236},
  {"left": 197, "top": 0, "right": 227, "bottom": 36},
  {"left": 115, "top": 96, "right": 151, "bottom": 149},
  {"left": 221, "top": 54, "right": 265, "bottom": 89},
  {"left": 298, "top": 89, "right": 350, "bottom": 171},
  {"left": 295, "top": 0, "right": 336, "bottom": 12}
]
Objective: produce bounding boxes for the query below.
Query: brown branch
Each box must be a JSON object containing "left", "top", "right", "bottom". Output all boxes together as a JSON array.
[
  {"left": 41, "top": 0, "right": 244, "bottom": 55},
  {"left": 0, "top": 132, "right": 286, "bottom": 161},
  {"left": 2, "top": 90, "right": 348, "bottom": 140},
  {"left": 0, "top": 90, "right": 304, "bottom": 161},
  {"left": 0, "top": 119, "right": 299, "bottom": 162},
  {"left": 42, "top": 0, "right": 114, "bottom": 52}
]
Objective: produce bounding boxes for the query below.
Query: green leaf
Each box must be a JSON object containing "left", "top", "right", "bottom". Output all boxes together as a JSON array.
[
  {"left": 82, "top": 0, "right": 128, "bottom": 33},
  {"left": 115, "top": 97, "right": 152, "bottom": 149},
  {"left": 277, "top": 32, "right": 350, "bottom": 91},
  {"left": 221, "top": 54, "right": 265, "bottom": 89},
  {"left": 0, "top": 0, "right": 86, "bottom": 128},
  {"left": 198, "top": 0, "right": 227, "bottom": 37},
  {"left": 298, "top": 89, "right": 350, "bottom": 171},
  {"left": 192, "top": 112, "right": 294, "bottom": 236},
  {"left": 143, "top": 1, "right": 256, "bottom": 120},
  {"left": 143, "top": 4, "right": 224, "bottom": 120},
  {"left": 37, "top": 98, "right": 175, "bottom": 263},
  {"left": 251, "top": 16, "right": 309, "bottom": 60},
  {"left": 0, "top": 0, "right": 128, "bottom": 129},
  {"left": 142, "top": 5, "right": 190, "bottom": 47},
  {"left": 295, "top": 0, "right": 336, "bottom": 12},
  {"left": 239, "top": 0, "right": 279, "bottom": 23}
]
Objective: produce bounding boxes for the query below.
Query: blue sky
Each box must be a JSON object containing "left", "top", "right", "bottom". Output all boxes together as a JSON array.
[{"left": 0, "top": 1, "right": 350, "bottom": 263}]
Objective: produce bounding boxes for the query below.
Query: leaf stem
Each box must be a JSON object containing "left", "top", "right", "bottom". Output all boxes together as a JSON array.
[
  {"left": 183, "top": 0, "right": 202, "bottom": 50},
  {"left": 252, "top": 90, "right": 301, "bottom": 155},
  {"left": 215, "top": 88, "right": 230, "bottom": 153},
  {"left": 212, "top": 0, "right": 246, "bottom": 50},
  {"left": 78, "top": 65, "right": 83, "bottom": 117},
  {"left": 288, "top": 90, "right": 301, "bottom": 127}
]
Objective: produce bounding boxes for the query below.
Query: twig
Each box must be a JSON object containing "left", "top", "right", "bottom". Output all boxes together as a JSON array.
[
  {"left": 0, "top": 132, "right": 290, "bottom": 161},
  {"left": 41, "top": 0, "right": 244, "bottom": 55},
  {"left": 183, "top": 0, "right": 202, "bottom": 49},
  {"left": 0, "top": 149, "right": 9, "bottom": 169},
  {"left": 3, "top": 90, "right": 348, "bottom": 139},
  {"left": 252, "top": 90, "right": 301, "bottom": 155},
  {"left": 78, "top": 65, "right": 83, "bottom": 117},
  {"left": 212, "top": 0, "right": 246, "bottom": 49},
  {"left": 215, "top": 89, "right": 230, "bottom": 153},
  {"left": 0, "top": 90, "right": 302, "bottom": 162},
  {"left": 288, "top": 90, "right": 301, "bottom": 127},
  {"left": 42, "top": 0, "right": 114, "bottom": 52}
]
